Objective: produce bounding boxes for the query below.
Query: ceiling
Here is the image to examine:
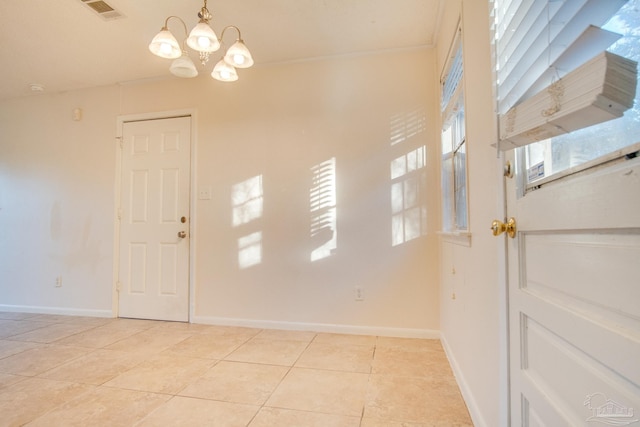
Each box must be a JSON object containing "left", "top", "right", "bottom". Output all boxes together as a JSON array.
[{"left": 0, "top": 0, "right": 441, "bottom": 101}]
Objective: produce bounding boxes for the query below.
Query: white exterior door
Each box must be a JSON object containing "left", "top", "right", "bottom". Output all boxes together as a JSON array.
[
  {"left": 118, "top": 116, "right": 191, "bottom": 322},
  {"left": 504, "top": 152, "right": 640, "bottom": 425}
]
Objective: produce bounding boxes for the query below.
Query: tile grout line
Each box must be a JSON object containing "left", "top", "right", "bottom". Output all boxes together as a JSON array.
[
  {"left": 1, "top": 314, "right": 473, "bottom": 425},
  {"left": 162, "top": 326, "right": 268, "bottom": 427},
  {"left": 359, "top": 335, "right": 379, "bottom": 426},
  {"left": 243, "top": 331, "right": 318, "bottom": 426}
]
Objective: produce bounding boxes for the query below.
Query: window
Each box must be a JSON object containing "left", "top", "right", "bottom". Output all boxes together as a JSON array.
[
  {"left": 523, "top": 1, "right": 640, "bottom": 187},
  {"left": 492, "top": 0, "right": 639, "bottom": 188},
  {"left": 441, "top": 27, "right": 468, "bottom": 232}
]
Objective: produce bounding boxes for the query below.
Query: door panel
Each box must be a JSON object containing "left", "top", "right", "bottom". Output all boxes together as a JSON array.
[
  {"left": 119, "top": 116, "right": 191, "bottom": 322},
  {"left": 506, "top": 155, "right": 640, "bottom": 426}
]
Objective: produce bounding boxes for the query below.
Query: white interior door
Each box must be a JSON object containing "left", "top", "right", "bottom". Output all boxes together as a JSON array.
[
  {"left": 118, "top": 116, "right": 191, "bottom": 322},
  {"left": 505, "top": 152, "right": 640, "bottom": 426}
]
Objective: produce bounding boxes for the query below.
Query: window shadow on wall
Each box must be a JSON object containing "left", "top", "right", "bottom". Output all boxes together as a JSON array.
[
  {"left": 310, "top": 157, "right": 337, "bottom": 262},
  {"left": 232, "top": 175, "right": 263, "bottom": 269},
  {"left": 389, "top": 109, "right": 428, "bottom": 247}
]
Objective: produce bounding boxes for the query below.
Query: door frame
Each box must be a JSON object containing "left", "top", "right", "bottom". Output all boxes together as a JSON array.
[
  {"left": 112, "top": 109, "right": 198, "bottom": 321},
  {"left": 497, "top": 151, "right": 511, "bottom": 427}
]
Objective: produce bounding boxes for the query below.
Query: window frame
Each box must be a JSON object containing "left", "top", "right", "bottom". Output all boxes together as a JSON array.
[{"left": 439, "top": 24, "right": 470, "bottom": 242}]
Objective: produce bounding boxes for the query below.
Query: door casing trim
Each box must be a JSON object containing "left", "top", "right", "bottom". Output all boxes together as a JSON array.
[{"left": 113, "top": 109, "right": 198, "bottom": 321}]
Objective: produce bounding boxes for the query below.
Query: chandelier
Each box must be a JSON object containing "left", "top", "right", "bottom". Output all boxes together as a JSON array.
[{"left": 148, "top": 0, "right": 254, "bottom": 82}]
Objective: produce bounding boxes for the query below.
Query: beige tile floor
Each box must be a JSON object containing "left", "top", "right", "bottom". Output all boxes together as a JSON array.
[{"left": 0, "top": 312, "right": 473, "bottom": 426}]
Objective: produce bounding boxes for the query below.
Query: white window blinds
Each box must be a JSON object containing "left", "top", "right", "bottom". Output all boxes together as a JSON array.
[
  {"left": 494, "top": 0, "right": 638, "bottom": 148},
  {"left": 441, "top": 27, "right": 464, "bottom": 122},
  {"left": 441, "top": 43, "right": 463, "bottom": 112}
]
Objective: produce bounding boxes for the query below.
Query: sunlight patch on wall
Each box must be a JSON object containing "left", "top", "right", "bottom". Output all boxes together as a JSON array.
[
  {"left": 389, "top": 109, "right": 427, "bottom": 146},
  {"left": 238, "top": 231, "right": 262, "bottom": 269},
  {"left": 232, "top": 175, "right": 264, "bottom": 269},
  {"left": 389, "top": 108, "right": 428, "bottom": 247},
  {"left": 310, "top": 158, "right": 337, "bottom": 261},
  {"left": 391, "top": 147, "right": 428, "bottom": 247},
  {"left": 232, "top": 175, "right": 263, "bottom": 227}
]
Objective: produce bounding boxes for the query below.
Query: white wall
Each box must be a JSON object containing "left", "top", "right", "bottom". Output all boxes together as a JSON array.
[
  {"left": 0, "top": 49, "right": 441, "bottom": 336},
  {"left": 436, "top": 1, "right": 505, "bottom": 427},
  {"left": 0, "top": 87, "right": 120, "bottom": 316}
]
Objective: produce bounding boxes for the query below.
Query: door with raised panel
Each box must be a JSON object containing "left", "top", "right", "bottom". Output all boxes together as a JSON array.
[
  {"left": 503, "top": 149, "right": 640, "bottom": 426},
  {"left": 118, "top": 116, "right": 191, "bottom": 322}
]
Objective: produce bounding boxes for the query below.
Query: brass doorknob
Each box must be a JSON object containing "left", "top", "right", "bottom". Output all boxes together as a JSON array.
[
  {"left": 491, "top": 218, "right": 517, "bottom": 238},
  {"left": 177, "top": 231, "right": 187, "bottom": 239}
]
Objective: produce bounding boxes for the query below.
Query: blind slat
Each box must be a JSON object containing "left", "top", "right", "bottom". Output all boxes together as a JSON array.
[
  {"left": 442, "top": 46, "right": 464, "bottom": 111},
  {"left": 497, "top": 0, "right": 547, "bottom": 69},
  {"left": 496, "top": 0, "right": 626, "bottom": 115},
  {"left": 520, "top": 25, "right": 621, "bottom": 101}
]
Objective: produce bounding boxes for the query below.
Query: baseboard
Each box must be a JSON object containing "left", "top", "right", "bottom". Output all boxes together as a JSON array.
[
  {"left": 0, "top": 304, "right": 113, "bottom": 318},
  {"left": 441, "top": 333, "right": 488, "bottom": 427},
  {"left": 191, "top": 315, "right": 440, "bottom": 339},
  {"left": 0, "top": 304, "right": 439, "bottom": 338}
]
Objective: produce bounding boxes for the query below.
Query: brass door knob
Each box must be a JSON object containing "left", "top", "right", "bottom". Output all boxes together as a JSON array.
[
  {"left": 491, "top": 218, "right": 517, "bottom": 238},
  {"left": 177, "top": 231, "right": 187, "bottom": 239}
]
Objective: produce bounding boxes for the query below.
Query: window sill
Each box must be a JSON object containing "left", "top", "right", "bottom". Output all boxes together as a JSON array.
[{"left": 437, "top": 231, "right": 472, "bottom": 247}]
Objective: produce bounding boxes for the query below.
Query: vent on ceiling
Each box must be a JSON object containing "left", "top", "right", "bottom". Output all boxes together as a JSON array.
[{"left": 80, "top": 0, "right": 124, "bottom": 20}]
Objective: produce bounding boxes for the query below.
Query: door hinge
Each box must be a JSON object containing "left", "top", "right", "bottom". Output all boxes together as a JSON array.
[
  {"left": 116, "top": 136, "right": 123, "bottom": 149},
  {"left": 117, "top": 208, "right": 123, "bottom": 221},
  {"left": 116, "top": 281, "right": 122, "bottom": 292}
]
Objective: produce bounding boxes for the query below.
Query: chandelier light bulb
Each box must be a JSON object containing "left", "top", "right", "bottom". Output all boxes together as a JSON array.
[
  {"left": 233, "top": 54, "right": 245, "bottom": 65},
  {"left": 198, "top": 36, "right": 211, "bottom": 48},
  {"left": 161, "top": 43, "right": 173, "bottom": 55}
]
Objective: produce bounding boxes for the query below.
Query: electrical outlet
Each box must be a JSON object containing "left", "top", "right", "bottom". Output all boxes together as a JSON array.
[
  {"left": 198, "top": 186, "right": 212, "bottom": 200},
  {"left": 355, "top": 286, "right": 364, "bottom": 301},
  {"left": 55, "top": 276, "right": 62, "bottom": 288}
]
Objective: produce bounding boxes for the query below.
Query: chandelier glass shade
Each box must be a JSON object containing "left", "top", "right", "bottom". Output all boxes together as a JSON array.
[
  {"left": 149, "top": 0, "right": 253, "bottom": 81},
  {"left": 212, "top": 59, "right": 238, "bottom": 82},
  {"left": 187, "top": 22, "right": 220, "bottom": 52},
  {"left": 224, "top": 40, "right": 254, "bottom": 68},
  {"left": 169, "top": 52, "right": 199, "bottom": 78},
  {"left": 149, "top": 29, "right": 182, "bottom": 59}
]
